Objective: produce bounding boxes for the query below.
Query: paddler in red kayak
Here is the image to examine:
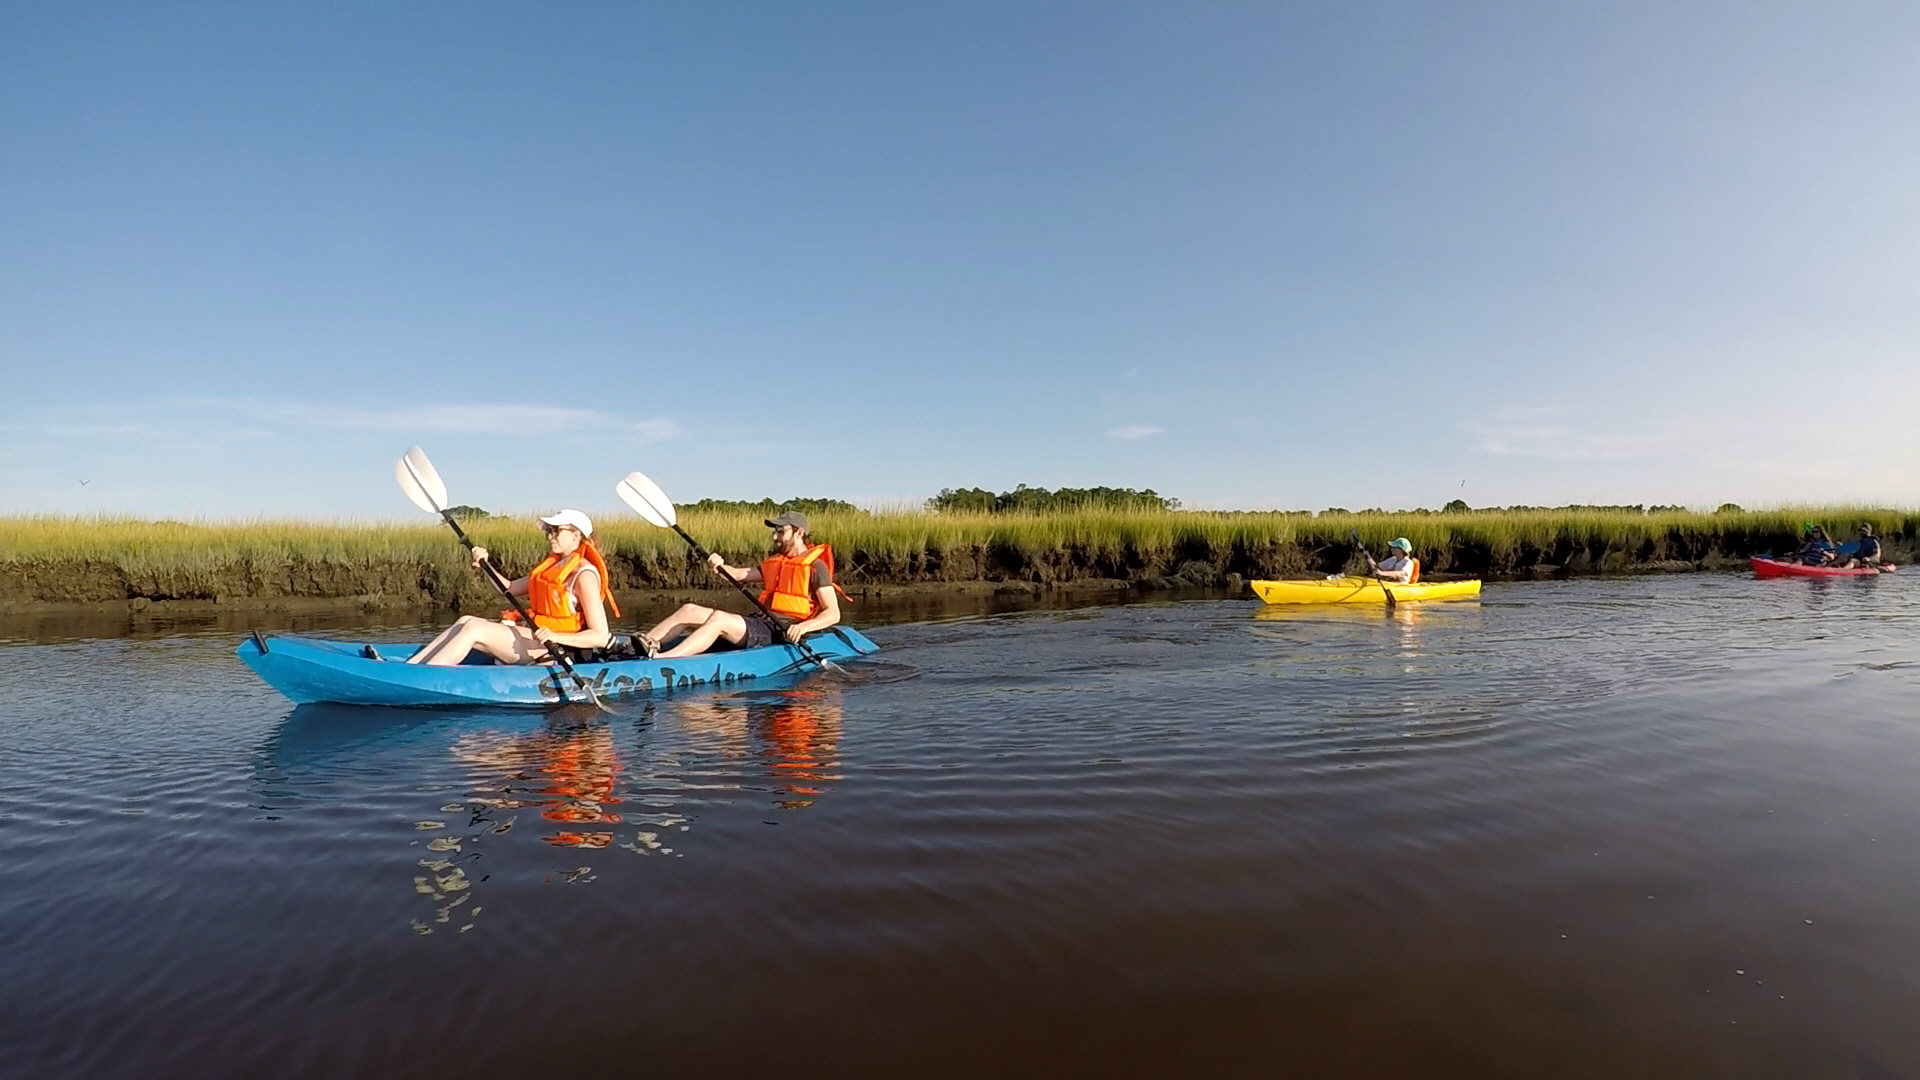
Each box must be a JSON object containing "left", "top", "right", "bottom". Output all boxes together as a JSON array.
[
  {"left": 1797, "top": 525, "right": 1838, "bottom": 567},
  {"left": 404, "top": 509, "right": 618, "bottom": 666},
  {"left": 635, "top": 510, "right": 844, "bottom": 659},
  {"left": 1836, "top": 524, "right": 1883, "bottom": 570}
]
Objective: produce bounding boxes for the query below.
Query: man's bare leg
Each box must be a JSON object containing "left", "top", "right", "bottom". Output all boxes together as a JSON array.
[
  {"left": 658, "top": 610, "right": 751, "bottom": 659},
  {"left": 641, "top": 603, "right": 725, "bottom": 648}
]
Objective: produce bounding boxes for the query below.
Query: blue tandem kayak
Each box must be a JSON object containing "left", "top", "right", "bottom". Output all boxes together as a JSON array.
[{"left": 237, "top": 628, "right": 880, "bottom": 708}]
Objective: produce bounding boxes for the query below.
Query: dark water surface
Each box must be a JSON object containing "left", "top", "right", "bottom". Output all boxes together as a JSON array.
[{"left": 3, "top": 576, "right": 1918, "bottom": 1079}]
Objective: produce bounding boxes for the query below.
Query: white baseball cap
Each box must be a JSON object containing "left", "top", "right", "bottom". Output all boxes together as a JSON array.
[{"left": 538, "top": 508, "right": 594, "bottom": 536}]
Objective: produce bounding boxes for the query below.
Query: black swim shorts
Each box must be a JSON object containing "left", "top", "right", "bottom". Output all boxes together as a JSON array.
[{"left": 741, "top": 611, "right": 789, "bottom": 649}]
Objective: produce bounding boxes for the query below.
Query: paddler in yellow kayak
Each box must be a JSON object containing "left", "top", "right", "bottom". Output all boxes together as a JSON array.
[{"left": 1366, "top": 537, "right": 1419, "bottom": 584}]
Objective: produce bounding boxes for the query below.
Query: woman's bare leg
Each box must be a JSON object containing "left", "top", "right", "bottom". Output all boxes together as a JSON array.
[
  {"left": 409, "top": 615, "right": 542, "bottom": 666},
  {"left": 408, "top": 615, "right": 485, "bottom": 665}
]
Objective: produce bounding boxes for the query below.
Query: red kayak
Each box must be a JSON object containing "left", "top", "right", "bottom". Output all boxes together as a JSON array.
[{"left": 1752, "top": 556, "right": 1897, "bottom": 578}]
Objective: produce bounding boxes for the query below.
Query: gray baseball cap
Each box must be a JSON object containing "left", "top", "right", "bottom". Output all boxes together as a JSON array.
[{"left": 765, "top": 510, "right": 809, "bottom": 531}]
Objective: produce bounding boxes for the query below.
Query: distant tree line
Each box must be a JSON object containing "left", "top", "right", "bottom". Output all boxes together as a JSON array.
[
  {"left": 682, "top": 497, "right": 863, "bottom": 515},
  {"left": 1331, "top": 500, "right": 1699, "bottom": 515},
  {"left": 1440, "top": 502, "right": 1691, "bottom": 514},
  {"left": 927, "top": 485, "right": 1180, "bottom": 513},
  {"left": 657, "top": 494, "right": 1733, "bottom": 518}
]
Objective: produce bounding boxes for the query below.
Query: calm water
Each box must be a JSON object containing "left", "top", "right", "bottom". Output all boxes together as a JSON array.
[{"left": 2, "top": 576, "right": 1918, "bottom": 1079}]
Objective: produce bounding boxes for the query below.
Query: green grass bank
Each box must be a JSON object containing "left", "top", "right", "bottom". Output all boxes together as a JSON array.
[{"left": 1, "top": 508, "right": 1910, "bottom": 609}]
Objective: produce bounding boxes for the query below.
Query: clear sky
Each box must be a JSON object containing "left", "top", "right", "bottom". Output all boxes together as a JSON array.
[{"left": 3, "top": 1, "right": 1916, "bottom": 518}]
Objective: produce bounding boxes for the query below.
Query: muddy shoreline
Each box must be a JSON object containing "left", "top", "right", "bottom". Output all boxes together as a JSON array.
[
  {"left": 0, "top": 547, "right": 1853, "bottom": 612},
  {"left": 0, "top": 556, "right": 1771, "bottom": 622},
  {"left": 0, "top": 580, "right": 1248, "bottom": 643},
  {"left": 3, "top": 522, "right": 1904, "bottom": 633},
  {"left": 6, "top": 510, "right": 1905, "bottom": 619},
  {"left": 0, "top": 578, "right": 1155, "bottom": 620}
]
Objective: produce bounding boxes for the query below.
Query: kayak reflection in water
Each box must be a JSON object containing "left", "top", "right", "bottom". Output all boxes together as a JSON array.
[
  {"left": 635, "top": 511, "right": 845, "bottom": 660},
  {"left": 407, "top": 509, "right": 619, "bottom": 667}
]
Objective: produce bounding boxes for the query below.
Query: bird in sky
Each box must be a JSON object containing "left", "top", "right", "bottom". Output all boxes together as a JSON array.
[{"left": 78, "top": 479, "right": 90, "bottom": 486}]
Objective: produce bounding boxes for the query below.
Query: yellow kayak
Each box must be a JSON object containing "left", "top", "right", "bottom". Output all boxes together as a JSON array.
[{"left": 1249, "top": 577, "right": 1483, "bottom": 605}]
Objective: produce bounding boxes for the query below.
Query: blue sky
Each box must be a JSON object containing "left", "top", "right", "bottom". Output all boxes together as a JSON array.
[{"left": 3, "top": 2, "right": 1916, "bottom": 518}]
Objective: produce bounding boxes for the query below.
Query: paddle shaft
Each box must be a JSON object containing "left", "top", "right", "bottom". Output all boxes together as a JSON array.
[
  {"left": 669, "top": 523, "right": 837, "bottom": 668},
  {"left": 433, "top": 508, "right": 600, "bottom": 698},
  {"left": 1349, "top": 530, "right": 1398, "bottom": 608}
]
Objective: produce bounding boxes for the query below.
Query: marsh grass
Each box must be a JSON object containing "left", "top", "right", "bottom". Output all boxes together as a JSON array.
[{"left": 2, "top": 507, "right": 1912, "bottom": 603}]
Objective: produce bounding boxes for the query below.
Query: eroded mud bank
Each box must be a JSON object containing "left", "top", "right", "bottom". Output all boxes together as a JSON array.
[{"left": 5, "top": 531, "right": 1894, "bottom": 617}]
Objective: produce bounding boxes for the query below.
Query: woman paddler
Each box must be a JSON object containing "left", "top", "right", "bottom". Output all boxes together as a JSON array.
[{"left": 403, "top": 509, "right": 620, "bottom": 666}]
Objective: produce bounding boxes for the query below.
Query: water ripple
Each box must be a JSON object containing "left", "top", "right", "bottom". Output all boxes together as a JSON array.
[{"left": 2, "top": 576, "right": 1919, "bottom": 1077}]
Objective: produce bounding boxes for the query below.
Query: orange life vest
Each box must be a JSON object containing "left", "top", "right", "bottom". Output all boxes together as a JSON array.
[
  {"left": 1408, "top": 558, "right": 1420, "bottom": 585},
  {"left": 759, "top": 544, "right": 839, "bottom": 620},
  {"left": 508, "top": 540, "right": 621, "bottom": 631}
]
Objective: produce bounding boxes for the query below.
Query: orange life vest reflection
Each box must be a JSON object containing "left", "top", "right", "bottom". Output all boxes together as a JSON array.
[
  {"left": 754, "top": 688, "right": 843, "bottom": 810},
  {"left": 672, "top": 689, "right": 845, "bottom": 811},
  {"left": 452, "top": 722, "right": 623, "bottom": 848}
]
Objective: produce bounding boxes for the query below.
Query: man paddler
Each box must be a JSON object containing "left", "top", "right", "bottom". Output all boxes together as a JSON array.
[
  {"left": 636, "top": 510, "right": 844, "bottom": 659},
  {"left": 1837, "top": 524, "right": 1883, "bottom": 570}
]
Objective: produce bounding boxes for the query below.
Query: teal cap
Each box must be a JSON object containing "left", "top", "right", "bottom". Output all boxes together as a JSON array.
[{"left": 1388, "top": 537, "right": 1412, "bottom": 552}]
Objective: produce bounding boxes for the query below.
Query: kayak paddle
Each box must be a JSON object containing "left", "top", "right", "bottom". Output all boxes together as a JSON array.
[
  {"left": 616, "top": 470, "right": 844, "bottom": 674},
  {"left": 395, "top": 446, "right": 609, "bottom": 711},
  {"left": 1349, "top": 529, "right": 1398, "bottom": 609}
]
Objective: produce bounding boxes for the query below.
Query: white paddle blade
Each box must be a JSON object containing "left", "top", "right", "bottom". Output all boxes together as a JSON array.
[
  {"left": 616, "top": 471, "right": 676, "bottom": 527},
  {"left": 395, "top": 447, "right": 450, "bottom": 515}
]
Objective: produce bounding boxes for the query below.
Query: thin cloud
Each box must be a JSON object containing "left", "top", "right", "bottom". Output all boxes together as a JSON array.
[
  {"left": 0, "top": 420, "right": 160, "bottom": 438},
  {"left": 1464, "top": 422, "right": 1658, "bottom": 460},
  {"left": 629, "top": 418, "right": 683, "bottom": 442},
  {"left": 1106, "top": 425, "right": 1166, "bottom": 441},
  {"left": 245, "top": 402, "right": 611, "bottom": 432},
  {"left": 10, "top": 397, "right": 657, "bottom": 444}
]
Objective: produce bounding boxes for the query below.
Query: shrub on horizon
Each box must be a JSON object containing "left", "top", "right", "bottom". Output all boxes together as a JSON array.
[{"left": 926, "top": 487, "right": 997, "bottom": 513}]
